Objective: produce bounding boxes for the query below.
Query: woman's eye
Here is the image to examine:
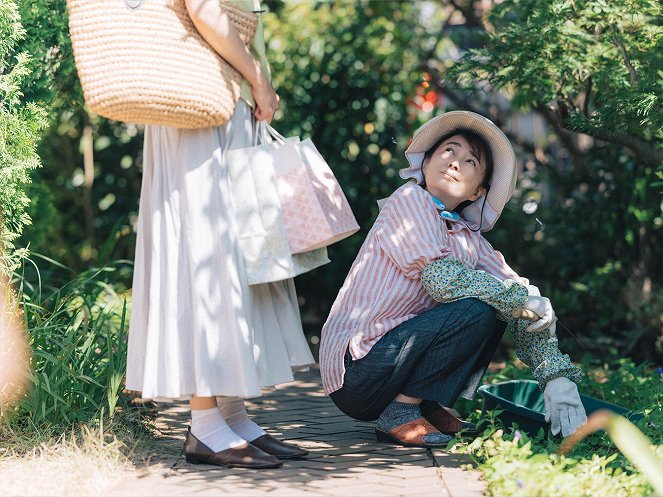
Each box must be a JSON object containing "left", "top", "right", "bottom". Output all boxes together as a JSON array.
[
  {"left": 444, "top": 147, "right": 454, "bottom": 154},
  {"left": 468, "top": 159, "right": 476, "bottom": 167}
]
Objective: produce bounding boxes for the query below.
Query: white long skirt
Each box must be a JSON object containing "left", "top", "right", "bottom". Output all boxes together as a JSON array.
[{"left": 125, "top": 101, "right": 315, "bottom": 400}]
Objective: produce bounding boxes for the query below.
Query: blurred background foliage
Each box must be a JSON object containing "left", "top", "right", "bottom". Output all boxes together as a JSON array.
[{"left": 2, "top": 0, "right": 662, "bottom": 380}]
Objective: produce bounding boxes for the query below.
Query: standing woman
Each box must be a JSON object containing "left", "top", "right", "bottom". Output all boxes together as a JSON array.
[{"left": 126, "top": 0, "right": 313, "bottom": 469}]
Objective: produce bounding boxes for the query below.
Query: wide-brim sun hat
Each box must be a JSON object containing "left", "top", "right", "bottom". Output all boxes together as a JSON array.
[{"left": 401, "top": 111, "right": 516, "bottom": 232}]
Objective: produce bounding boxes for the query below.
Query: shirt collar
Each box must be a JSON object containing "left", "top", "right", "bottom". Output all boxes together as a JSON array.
[{"left": 429, "top": 194, "right": 462, "bottom": 222}]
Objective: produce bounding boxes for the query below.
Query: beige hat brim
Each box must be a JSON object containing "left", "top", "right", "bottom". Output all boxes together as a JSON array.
[{"left": 402, "top": 111, "right": 516, "bottom": 232}]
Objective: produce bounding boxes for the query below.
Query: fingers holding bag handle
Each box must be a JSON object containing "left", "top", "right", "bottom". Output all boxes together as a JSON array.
[
  {"left": 251, "top": 77, "right": 280, "bottom": 124},
  {"left": 254, "top": 120, "right": 288, "bottom": 145}
]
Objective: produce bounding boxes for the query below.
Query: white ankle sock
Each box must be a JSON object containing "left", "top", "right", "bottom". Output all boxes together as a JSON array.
[
  {"left": 190, "top": 407, "right": 246, "bottom": 452},
  {"left": 217, "top": 397, "right": 266, "bottom": 443}
]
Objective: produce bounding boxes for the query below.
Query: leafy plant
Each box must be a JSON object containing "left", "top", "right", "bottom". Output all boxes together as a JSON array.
[
  {"left": 0, "top": 0, "right": 48, "bottom": 271},
  {"left": 454, "top": 357, "right": 663, "bottom": 496},
  {"left": 558, "top": 409, "right": 663, "bottom": 495},
  {"left": 3, "top": 258, "right": 131, "bottom": 428},
  {"left": 460, "top": 427, "right": 657, "bottom": 497},
  {"left": 450, "top": 0, "right": 662, "bottom": 166}
]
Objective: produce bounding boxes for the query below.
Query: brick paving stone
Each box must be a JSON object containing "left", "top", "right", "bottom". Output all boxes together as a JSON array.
[{"left": 106, "top": 367, "right": 485, "bottom": 496}]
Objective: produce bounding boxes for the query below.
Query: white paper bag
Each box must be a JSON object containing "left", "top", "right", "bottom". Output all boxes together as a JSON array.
[{"left": 226, "top": 128, "right": 330, "bottom": 285}]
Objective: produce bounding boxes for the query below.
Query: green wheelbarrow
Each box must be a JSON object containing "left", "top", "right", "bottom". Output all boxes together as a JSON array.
[{"left": 477, "top": 379, "right": 643, "bottom": 436}]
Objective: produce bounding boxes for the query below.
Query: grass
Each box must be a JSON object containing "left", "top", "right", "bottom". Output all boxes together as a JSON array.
[
  {"left": 0, "top": 256, "right": 163, "bottom": 496},
  {"left": 2, "top": 257, "right": 132, "bottom": 428},
  {"left": 452, "top": 356, "right": 663, "bottom": 497},
  {"left": 1, "top": 419, "right": 131, "bottom": 497}
]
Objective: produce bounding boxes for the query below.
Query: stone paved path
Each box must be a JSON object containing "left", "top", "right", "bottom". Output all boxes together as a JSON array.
[{"left": 108, "top": 368, "right": 486, "bottom": 497}]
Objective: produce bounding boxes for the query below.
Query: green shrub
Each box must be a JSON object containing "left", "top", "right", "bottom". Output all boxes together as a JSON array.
[
  {"left": 465, "top": 427, "right": 658, "bottom": 497},
  {"left": 0, "top": 0, "right": 48, "bottom": 271},
  {"left": 3, "top": 259, "right": 131, "bottom": 429},
  {"left": 455, "top": 358, "right": 663, "bottom": 496}
]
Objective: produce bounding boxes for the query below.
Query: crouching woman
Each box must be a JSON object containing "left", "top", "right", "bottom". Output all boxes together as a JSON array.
[{"left": 319, "top": 111, "right": 586, "bottom": 448}]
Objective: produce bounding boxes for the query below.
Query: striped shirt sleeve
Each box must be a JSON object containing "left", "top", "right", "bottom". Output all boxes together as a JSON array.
[{"left": 373, "top": 186, "right": 450, "bottom": 279}]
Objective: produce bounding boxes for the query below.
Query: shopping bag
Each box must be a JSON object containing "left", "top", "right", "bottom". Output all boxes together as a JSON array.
[
  {"left": 276, "top": 137, "right": 360, "bottom": 254},
  {"left": 226, "top": 126, "right": 330, "bottom": 285}
]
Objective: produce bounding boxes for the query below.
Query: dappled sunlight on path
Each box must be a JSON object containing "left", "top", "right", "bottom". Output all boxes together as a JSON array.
[{"left": 107, "top": 368, "right": 485, "bottom": 497}]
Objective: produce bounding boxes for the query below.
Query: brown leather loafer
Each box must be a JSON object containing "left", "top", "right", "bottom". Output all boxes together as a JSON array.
[
  {"left": 250, "top": 434, "right": 309, "bottom": 460},
  {"left": 375, "top": 417, "right": 451, "bottom": 448},
  {"left": 184, "top": 429, "right": 282, "bottom": 469},
  {"left": 421, "top": 405, "right": 479, "bottom": 436}
]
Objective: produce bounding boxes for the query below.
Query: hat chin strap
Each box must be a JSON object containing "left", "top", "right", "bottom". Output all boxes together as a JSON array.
[
  {"left": 465, "top": 186, "right": 490, "bottom": 233},
  {"left": 405, "top": 158, "right": 496, "bottom": 231}
]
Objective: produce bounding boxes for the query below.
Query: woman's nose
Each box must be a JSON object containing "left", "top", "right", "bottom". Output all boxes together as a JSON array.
[{"left": 448, "top": 160, "right": 460, "bottom": 171}]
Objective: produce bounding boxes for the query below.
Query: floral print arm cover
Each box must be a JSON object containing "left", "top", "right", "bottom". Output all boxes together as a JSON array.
[
  {"left": 421, "top": 258, "right": 582, "bottom": 389},
  {"left": 421, "top": 258, "right": 528, "bottom": 321}
]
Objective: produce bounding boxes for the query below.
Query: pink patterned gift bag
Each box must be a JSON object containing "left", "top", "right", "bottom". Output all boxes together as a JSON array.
[{"left": 275, "top": 137, "right": 359, "bottom": 254}]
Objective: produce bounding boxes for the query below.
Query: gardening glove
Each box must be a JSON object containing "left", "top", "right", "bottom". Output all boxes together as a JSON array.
[
  {"left": 546, "top": 317, "right": 558, "bottom": 338},
  {"left": 522, "top": 295, "right": 555, "bottom": 332},
  {"left": 544, "top": 377, "right": 587, "bottom": 437}
]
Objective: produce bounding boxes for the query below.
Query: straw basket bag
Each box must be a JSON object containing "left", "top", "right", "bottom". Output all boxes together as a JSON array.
[{"left": 67, "top": 0, "right": 258, "bottom": 128}]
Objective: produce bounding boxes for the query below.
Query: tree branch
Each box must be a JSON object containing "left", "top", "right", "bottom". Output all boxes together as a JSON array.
[
  {"left": 440, "top": 0, "right": 484, "bottom": 29},
  {"left": 583, "top": 127, "right": 663, "bottom": 167},
  {"left": 541, "top": 98, "right": 662, "bottom": 167},
  {"left": 536, "top": 102, "right": 583, "bottom": 163},
  {"left": 582, "top": 76, "right": 592, "bottom": 117},
  {"left": 610, "top": 28, "right": 639, "bottom": 87}
]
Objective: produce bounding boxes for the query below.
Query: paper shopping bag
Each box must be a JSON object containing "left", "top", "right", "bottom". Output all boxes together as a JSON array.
[
  {"left": 275, "top": 137, "right": 359, "bottom": 254},
  {"left": 226, "top": 133, "right": 330, "bottom": 285}
]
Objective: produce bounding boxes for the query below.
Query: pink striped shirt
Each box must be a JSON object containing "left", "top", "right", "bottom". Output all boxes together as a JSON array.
[{"left": 319, "top": 182, "right": 528, "bottom": 394}]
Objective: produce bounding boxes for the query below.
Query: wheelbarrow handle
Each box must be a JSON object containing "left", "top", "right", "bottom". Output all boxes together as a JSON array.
[{"left": 511, "top": 308, "right": 541, "bottom": 321}]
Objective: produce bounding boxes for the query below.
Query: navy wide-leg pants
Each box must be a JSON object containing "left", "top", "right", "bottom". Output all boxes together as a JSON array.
[{"left": 330, "top": 299, "right": 505, "bottom": 421}]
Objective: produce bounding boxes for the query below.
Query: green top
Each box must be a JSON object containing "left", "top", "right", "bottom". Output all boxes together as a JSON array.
[{"left": 225, "top": 0, "right": 271, "bottom": 108}]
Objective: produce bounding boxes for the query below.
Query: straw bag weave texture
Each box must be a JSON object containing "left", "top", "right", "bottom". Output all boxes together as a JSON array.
[{"left": 67, "top": 0, "right": 258, "bottom": 128}]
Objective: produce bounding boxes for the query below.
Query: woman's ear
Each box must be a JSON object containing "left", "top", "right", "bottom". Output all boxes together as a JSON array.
[{"left": 470, "top": 185, "right": 487, "bottom": 202}]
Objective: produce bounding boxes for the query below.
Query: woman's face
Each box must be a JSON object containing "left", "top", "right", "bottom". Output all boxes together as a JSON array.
[{"left": 422, "top": 134, "right": 488, "bottom": 211}]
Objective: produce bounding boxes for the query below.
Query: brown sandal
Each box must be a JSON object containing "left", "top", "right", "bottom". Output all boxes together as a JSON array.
[
  {"left": 422, "top": 406, "right": 479, "bottom": 436},
  {"left": 375, "top": 417, "right": 451, "bottom": 448}
]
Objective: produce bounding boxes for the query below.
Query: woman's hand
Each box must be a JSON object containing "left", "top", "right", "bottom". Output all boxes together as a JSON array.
[
  {"left": 252, "top": 77, "right": 280, "bottom": 123},
  {"left": 522, "top": 295, "right": 555, "bottom": 332},
  {"left": 184, "top": 0, "right": 279, "bottom": 121}
]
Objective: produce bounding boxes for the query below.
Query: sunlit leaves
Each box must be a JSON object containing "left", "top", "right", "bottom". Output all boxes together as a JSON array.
[
  {"left": 451, "top": 0, "right": 662, "bottom": 151},
  {"left": 262, "top": 1, "right": 429, "bottom": 315},
  {"left": 0, "top": 0, "right": 48, "bottom": 271}
]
